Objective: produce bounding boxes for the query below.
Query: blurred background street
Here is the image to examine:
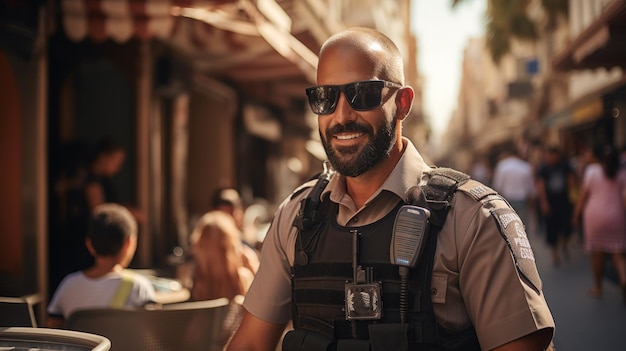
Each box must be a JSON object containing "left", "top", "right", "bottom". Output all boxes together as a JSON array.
[{"left": 532, "top": 230, "right": 626, "bottom": 350}]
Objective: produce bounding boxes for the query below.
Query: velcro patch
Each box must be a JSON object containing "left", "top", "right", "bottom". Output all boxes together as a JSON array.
[
  {"left": 490, "top": 207, "right": 542, "bottom": 293},
  {"left": 458, "top": 180, "right": 498, "bottom": 201}
]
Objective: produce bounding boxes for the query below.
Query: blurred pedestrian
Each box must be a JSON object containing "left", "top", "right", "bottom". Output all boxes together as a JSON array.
[
  {"left": 536, "top": 146, "right": 576, "bottom": 267},
  {"left": 55, "top": 139, "right": 144, "bottom": 289},
  {"left": 83, "top": 139, "right": 126, "bottom": 209},
  {"left": 492, "top": 143, "right": 535, "bottom": 227},
  {"left": 573, "top": 145, "right": 626, "bottom": 302},
  {"left": 568, "top": 142, "right": 595, "bottom": 243},
  {"left": 187, "top": 211, "right": 258, "bottom": 301},
  {"left": 212, "top": 187, "right": 245, "bottom": 231},
  {"left": 470, "top": 154, "right": 491, "bottom": 186},
  {"left": 46, "top": 203, "right": 155, "bottom": 328},
  {"left": 211, "top": 187, "right": 261, "bottom": 260}
]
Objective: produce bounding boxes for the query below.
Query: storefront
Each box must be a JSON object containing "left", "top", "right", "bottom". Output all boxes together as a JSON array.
[{"left": 551, "top": 0, "right": 626, "bottom": 151}]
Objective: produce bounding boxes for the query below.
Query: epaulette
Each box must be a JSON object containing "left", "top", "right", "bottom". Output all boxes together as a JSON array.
[
  {"left": 457, "top": 179, "right": 500, "bottom": 203},
  {"left": 409, "top": 167, "right": 470, "bottom": 229}
]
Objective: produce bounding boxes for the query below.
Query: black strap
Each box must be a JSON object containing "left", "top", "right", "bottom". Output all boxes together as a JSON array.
[
  {"left": 406, "top": 167, "right": 470, "bottom": 347},
  {"left": 293, "top": 172, "right": 332, "bottom": 231},
  {"left": 409, "top": 167, "right": 470, "bottom": 228}
]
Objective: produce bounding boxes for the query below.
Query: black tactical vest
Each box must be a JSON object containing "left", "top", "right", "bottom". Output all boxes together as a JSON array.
[{"left": 284, "top": 168, "right": 482, "bottom": 351}]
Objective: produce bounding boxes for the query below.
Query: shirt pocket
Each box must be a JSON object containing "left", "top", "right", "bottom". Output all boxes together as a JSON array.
[{"left": 431, "top": 273, "right": 447, "bottom": 304}]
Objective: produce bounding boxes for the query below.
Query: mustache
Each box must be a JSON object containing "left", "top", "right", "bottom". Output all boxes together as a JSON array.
[{"left": 326, "top": 122, "right": 372, "bottom": 136}]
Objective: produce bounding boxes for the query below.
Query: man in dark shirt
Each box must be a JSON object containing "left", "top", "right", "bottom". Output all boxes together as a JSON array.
[{"left": 536, "top": 146, "right": 576, "bottom": 266}]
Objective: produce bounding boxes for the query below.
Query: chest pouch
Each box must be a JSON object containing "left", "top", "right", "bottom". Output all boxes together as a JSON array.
[{"left": 344, "top": 230, "right": 382, "bottom": 321}]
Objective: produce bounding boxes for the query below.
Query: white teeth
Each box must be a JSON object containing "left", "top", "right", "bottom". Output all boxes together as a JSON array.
[{"left": 336, "top": 133, "right": 362, "bottom": 140}]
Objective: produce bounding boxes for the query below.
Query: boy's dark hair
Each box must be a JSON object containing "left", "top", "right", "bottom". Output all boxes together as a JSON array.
[{"left": 87, "top": 203, "right": 137, "bottom": 257}]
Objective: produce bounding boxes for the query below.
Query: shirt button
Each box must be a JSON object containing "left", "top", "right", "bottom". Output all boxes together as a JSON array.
[{"left": 352, "top": 217, "right": 359, "bottom": 223}]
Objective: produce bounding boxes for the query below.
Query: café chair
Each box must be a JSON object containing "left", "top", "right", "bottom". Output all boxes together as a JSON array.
[
  {"left": 0, "top": 295, "right": 39, "bottom": 327},
  {"left": 65, "top": 297, "right": 231, "bottom": 351},
  {"left": 0, "top": 326, "right": 110, "bottom": 351}
]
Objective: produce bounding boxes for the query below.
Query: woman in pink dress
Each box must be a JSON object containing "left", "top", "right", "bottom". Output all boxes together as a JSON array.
[{"left": 574, "top": 145, "right": 626, "bottom": 302}]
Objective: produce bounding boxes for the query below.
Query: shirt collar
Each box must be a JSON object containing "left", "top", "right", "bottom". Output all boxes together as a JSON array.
[{"left": 322, "top": 137, "right": 432, "bottom": 204}]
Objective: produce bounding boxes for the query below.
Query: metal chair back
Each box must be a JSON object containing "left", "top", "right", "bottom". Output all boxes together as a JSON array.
[{"left": 65, "top": 298, "right": 231, "bottom": 351}]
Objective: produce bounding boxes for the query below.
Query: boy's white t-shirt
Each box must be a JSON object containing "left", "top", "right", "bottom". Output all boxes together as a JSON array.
[{"left": 47, "top": 270, "right": 156, "bottom": 319}]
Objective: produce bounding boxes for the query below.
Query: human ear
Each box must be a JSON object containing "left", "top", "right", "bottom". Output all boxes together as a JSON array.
[
  {"left": 395, "top": 86, "right": 414, "bottom": 121},
  {"left": 85, "top": 238, "right": 97, "bottom": 257}
]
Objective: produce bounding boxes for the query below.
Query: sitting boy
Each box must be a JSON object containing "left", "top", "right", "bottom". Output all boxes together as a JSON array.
[{"left": 47, "top": 203, "right": 155, "bottom": 327}]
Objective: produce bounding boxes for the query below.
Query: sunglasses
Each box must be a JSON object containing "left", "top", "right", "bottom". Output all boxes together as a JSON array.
[{"left": 305, "top": 80, "right": 403, "bottom": 115}]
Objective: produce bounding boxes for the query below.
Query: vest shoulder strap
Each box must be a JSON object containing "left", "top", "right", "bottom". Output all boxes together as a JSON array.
[
  {"left": 410, "top": 167, "right": 471, "bottom": 228},
  {"left": 293, "top": 167, "right": 334, "bottom": 231}
]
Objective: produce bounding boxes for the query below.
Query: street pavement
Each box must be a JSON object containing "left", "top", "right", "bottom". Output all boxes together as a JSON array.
[{"left": 530, "top": 230, "right": 626, "bottom": 351}]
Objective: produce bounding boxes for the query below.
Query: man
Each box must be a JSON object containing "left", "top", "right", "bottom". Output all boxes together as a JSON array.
[
  {"left": 492, "top": 144, "right": 535, "bottom": 226},
  {"left": 226, "top": 27, "right": 554, "bottom": 351},
  {"left": 536, "top": 146, "right": 576, "bottom": 267}
]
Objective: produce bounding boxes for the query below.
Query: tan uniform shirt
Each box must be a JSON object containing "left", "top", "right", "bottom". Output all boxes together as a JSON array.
[{"left": 243, "top": 138, "right": 554, "bottom": 350}]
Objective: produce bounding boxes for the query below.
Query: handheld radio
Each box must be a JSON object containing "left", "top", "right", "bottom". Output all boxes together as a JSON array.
[
  {"left": 391, "top": 205, "right": 431, "bottom": 323},
  {"left": 391, "top": 205, "right": 431, "bottom": 267}
]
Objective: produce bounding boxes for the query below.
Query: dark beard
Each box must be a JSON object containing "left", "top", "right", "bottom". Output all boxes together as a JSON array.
[{"left": 321, "top": 117, "right": 397, "bottom": 177}]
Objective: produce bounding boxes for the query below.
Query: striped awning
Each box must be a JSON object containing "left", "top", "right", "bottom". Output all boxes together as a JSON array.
[
  {"left": 59, "top": 0, "right": 321, "bottom": 106},
  {"left": 60, "top": 0, "right": 232, "bottom": 43}
]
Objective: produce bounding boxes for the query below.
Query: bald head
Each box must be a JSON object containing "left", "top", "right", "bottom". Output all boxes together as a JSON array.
[{"left": 319, "top": 27, "right": 405, "bottom": 85}]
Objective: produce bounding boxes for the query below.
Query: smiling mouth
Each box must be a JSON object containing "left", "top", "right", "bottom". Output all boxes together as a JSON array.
[{"left": 335, "top": 132, "right": 363, "bottom": 140}]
